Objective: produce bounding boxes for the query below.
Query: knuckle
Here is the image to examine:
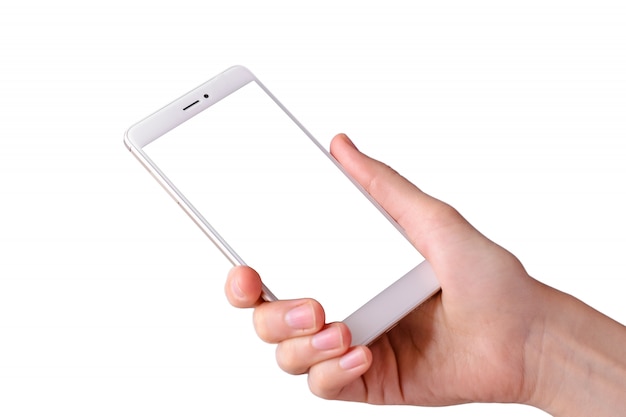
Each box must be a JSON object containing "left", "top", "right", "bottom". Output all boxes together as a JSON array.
[
  {"left": 307, "top": 369, "right": 337, "bottom": 400},
  {"left": 428, "top": 200, "right": 461, "bottom": 226},
  {"left": 275, "top": 342, "right": 309, "bottom": 375},
  {"left": 252, "top": 307, "right": 276, "bottom": 343}
]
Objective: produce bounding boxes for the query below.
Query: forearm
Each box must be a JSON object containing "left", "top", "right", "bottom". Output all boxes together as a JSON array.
[{"left": 526, "top": 285, "right": 626, "bottom": 416}]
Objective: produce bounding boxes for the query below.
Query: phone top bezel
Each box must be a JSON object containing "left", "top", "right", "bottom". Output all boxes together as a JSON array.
[{"left": 124, "top": 66, "right": 280, "bottom": 300}]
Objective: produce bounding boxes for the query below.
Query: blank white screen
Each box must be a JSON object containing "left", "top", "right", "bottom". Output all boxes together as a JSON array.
[{"left": 144, "top": 81, "right": 422, "bottom": 322}]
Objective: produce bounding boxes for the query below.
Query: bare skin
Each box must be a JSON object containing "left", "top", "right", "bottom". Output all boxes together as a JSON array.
[{"left": 225, "top": 134, "right": 626, "bottom": 416}]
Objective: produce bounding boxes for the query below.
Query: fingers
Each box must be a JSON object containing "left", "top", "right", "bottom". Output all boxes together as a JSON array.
[
  {"left": 225, "top": 265, "right": 263, "bottom": 308},
  {"left": 226, "top": 266, "right": 326, "bottom": 342},
  {"left": 275, "top": 322, "right": 352, "bottom": 375},
  {"left": 253, "top": 298, "right": 325, "bottom": 343},
  {"left": 329, "top": 133, "right": 476, "bottom": 261},
  {"left": 308, "top": 346, "right": 372, "bottom": 399},
  {"left": 275, "top": 321, "right": 373, "bottom": 396},
  {"left": 225, "top": 268, "right": 368, "bottom": 385}
]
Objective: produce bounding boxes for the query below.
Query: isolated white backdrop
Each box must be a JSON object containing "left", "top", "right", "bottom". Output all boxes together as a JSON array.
[{"left": 1, "top": 1, "right": 625, "bottom": 416}]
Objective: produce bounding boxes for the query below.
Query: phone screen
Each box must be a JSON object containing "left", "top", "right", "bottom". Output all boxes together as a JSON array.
[{"left": 143, "top": 81, "right": 422, "bottom": 322}]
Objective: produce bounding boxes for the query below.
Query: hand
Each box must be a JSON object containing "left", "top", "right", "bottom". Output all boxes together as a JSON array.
[
  {"left": 225, "top": 133, "right": 543, "bottom": 404},
  {"left": 224, "top": 134, "right": 626, "bottom": 415}
]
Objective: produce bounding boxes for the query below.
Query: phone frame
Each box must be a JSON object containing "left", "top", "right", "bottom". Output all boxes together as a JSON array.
[{"left": 124, "top": 66, "right": 440, "bottom": 346}]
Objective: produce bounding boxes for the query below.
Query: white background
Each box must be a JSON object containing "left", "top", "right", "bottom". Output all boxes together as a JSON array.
[{"left": 1, "top": 1, "right": 624, "bottom": 416}]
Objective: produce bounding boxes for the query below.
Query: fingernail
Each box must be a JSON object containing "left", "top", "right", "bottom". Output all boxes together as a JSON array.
[
  {"left": 339, "top": 348, "right": 366, "bottom": 370},
  {"left": 231, "top": 277, "right": 245, "bottom": 299},
  {"left": 341, "top": 134, "right": 358, "bottom": 150},
  {"left": 312, "top": 326, "right": 342, "bottom": 350},
  {"left": 285, "top": 303, "right": 315, "bottom": 330}
]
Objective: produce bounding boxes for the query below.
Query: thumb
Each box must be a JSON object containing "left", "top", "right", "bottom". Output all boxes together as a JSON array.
[{"left": 329, "top": 133, "right": 476, "bottom": 262}]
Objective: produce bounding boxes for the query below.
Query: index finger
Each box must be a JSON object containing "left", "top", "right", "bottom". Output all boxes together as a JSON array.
[{"left": 225, "top": 265, "right": 264, "bottom": 308}]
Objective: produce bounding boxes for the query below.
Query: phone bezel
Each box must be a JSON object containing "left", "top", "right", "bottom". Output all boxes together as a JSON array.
[{"left": 124, "top": 66, "right": 440, "bottom": 345}]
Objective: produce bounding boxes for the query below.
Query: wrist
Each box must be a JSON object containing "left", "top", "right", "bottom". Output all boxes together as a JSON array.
[{"left": 523, "top": 284, "right": 626, "bottom": 416}]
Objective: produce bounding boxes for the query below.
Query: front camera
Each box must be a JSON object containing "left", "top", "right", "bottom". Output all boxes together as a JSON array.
[{"left": 203, "top": 94, "right": 209, "bottom": 99}]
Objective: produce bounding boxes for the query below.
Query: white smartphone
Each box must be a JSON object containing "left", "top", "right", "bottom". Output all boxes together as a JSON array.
[{"left": 124, "top": 66, "right": 440, "bottom": 346}]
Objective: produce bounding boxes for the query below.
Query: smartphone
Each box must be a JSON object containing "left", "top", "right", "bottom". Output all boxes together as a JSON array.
[{"left": 123, "top": 66, "right": 440, "bottom": 346}]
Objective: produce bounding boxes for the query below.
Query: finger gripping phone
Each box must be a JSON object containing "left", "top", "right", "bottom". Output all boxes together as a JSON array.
[{"left": 124, "top": 66, "right": 440, "bottom": 346}]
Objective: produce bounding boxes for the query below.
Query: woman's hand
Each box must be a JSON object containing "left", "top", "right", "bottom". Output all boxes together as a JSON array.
[{"left": 225, "top": 134, "right": 626, "bottom": 416}]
